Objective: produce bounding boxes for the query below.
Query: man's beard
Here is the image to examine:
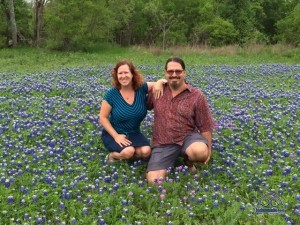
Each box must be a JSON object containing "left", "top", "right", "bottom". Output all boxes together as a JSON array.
[
  {"left": 169, "top": 77, "right": 180, "bottom": 90},
  {"left": 170, "top": 80, "right": 180, "bottom": 90}
]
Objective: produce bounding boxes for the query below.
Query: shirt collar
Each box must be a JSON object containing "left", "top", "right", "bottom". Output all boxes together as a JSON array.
[{"left": 185, "top": 83, "right": 193, "bottom": 92}]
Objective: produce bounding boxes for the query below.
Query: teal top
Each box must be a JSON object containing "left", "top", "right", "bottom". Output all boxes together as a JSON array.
[{"left": 103, "top": 83, "right": 148, "bottom": 134}]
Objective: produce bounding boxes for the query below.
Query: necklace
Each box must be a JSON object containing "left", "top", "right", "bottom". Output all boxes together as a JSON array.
[{"left": 120, "top": 89, "right": 133, "bottom": 101}]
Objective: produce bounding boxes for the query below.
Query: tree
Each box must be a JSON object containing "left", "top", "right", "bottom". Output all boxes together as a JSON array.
[
  {"left": 9, "top": 0, "right": 17, "bottom": 47},
  {"left": 106, "top": 0, "right": 135, "bottom": 46},
  {"left": 43, "top": 0, "right": 115, "bottom": 51},
  {"left": 218, "top": 0, "right": 258, "bottom": 44},
  {"left": 260, "top": 0, "right": 299, "bottom": 43},
  {"left": 0, "top": 0, "right": 9, "bottom": 47},
  {"left": 34, "top": 0, "right": 48, "bottom": 45},
  {"left": 1, "top": 0, "right": 297, "bottom": 50},
  {"left": 206, "top": 17, "right": 238, "bottom": 46},
  {"left": 191, "top": 0, "right": 217, "bottom": 45},
  {"left": 191, "top": 0, "right": 237, "bottom": 46},
  {"left": 128, "top": 0, "right": 152, "bottom": 45},
  {"left": 0, "top": 0, "right": 32, "bottom": 47},
  {"left": 276, "top": 3, "right": 300, "bottom": 46},
  {"left": 144, "top": 0, "right": 178, "bottom": 50}
]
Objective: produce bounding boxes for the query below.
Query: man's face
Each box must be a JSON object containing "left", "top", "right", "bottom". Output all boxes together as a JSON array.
[{"left": 165, "top": 62, "right": 186, "bottom": 90}]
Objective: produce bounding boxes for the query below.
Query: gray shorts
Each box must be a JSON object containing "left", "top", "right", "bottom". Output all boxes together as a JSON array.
[{"left": 147, "top": 131, "right": 208, "bottom": 171}]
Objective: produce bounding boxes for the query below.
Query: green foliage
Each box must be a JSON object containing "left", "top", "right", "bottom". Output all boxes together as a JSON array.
[
  {"left": 0, "top": 0, "right": 8, "bottom": 47},
  {"left": 130, "top": 0, "right": 154, "bottom": 44},
  {"left": 0, "top": 18, "right": 6, "bottom": 48},
  {"left": 275, "top": 3, "right": 300, "bottom": 46},
  {"left": 14, "top": 0, "right": 32, "bottom": 40},
  {"left": 190, "top": 0, "right": 215, "bottom": 45},
  {"left": 261, "top": 0, "right": 296, "bottom": 43},
  {"left": 2, "top": 0, "right": 300, "bottom": 49},
  {"left": 43, "top": 0, "right": 114, "bottom": 51},
  {"left": 196, "top": 17, "right": 238, "bottom": 46},
  {"left": 106, "top": 0, "right": 135, "bottom": 46},
  {"left": 0, "top": 0, "right": 32, "bottom": 47},
  {"left": 218, "top": 0, "right": 257, "bottom": 44}
]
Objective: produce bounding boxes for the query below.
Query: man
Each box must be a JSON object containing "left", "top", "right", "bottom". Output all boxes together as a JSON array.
[{"left": 146, "top": 56, "right": 215, "bottom": 184}]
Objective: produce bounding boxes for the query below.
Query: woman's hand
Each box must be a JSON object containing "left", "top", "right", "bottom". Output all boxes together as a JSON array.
[
  {"left": 153, "top": 79, "right": 167, "bottom": 99},
  {"left": 114, "top": 134, "right": 132, "bottom": 147}
]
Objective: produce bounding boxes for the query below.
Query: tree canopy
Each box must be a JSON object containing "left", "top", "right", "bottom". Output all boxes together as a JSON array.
[{"left": 1, "top": 0, "right": 299, "bottom": 50}]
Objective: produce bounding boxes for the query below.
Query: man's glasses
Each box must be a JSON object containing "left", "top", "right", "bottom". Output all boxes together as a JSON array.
[{"left": 166, "top": 70, "right": 184, "bottom": 75}]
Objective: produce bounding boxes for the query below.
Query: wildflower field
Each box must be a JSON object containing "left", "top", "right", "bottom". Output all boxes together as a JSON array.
[{"left": 0, "top": 62, "right": 299, "bottom": 225}]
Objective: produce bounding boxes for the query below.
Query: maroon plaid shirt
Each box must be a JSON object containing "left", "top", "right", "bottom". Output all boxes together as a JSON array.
[{"left": 147, "top": 83, "right": 215, "bottom": 146}]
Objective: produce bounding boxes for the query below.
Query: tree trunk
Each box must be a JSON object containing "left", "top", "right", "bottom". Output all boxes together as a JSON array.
[
  {"left": 1, "top": 0, "right": 10, "bottom": 45},
  {"left": 9, "top": 0, "right": 17, "bottom": 47},
  {"left": 162, "top": 26, "right": 166, "bottom": 51},
  {"left": 34, "top": 0, "right": 47, "bottom": 45}
]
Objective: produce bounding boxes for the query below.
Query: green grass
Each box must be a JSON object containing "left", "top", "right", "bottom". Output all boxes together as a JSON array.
[
  {"left": 1, "top": 44, "right": 299, "bottom": 74},
  {"left": 0, "top": 45, "right": 299, "bottom": 225}
]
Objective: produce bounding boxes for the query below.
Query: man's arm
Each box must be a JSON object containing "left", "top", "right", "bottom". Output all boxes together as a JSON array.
[
  {"left": 201, "top": 131, "right": 212, "bottom": 165},
  {"left": 194, "top": 92, "right": 215, "bottom": 165}
]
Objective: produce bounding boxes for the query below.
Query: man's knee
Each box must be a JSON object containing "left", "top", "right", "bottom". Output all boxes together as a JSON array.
[
  {"left": 146, "top": 170, "right": 166, "bottom": 184},
  {"left": 186, "top": 142, "right": 209, "bottom": 161}
]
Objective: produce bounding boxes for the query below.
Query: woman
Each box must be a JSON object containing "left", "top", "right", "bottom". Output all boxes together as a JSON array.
[{"left": 99, "top": 60, "right": 166, "bottom": 163}]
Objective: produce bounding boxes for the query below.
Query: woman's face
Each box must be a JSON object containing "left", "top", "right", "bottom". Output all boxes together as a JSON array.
[{"left": 117, "top": 64, "right": 133, "bottom": 88}]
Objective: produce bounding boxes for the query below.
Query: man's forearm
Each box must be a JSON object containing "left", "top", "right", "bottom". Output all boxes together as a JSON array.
[{"left": 201, "top": 131, "right": 212, "bottom": 149}]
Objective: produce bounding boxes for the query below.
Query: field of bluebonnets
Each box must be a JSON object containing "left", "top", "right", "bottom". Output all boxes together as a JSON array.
[{"left": 0, "top": 60, "right": 300, "bottom": 225}]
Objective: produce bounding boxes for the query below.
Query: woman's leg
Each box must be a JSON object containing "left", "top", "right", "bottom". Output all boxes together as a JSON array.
[
  {"left": 108, "top": 146, "right": 135, "bottom": 162},
  {"left": 134, "top": 146, "right": 151, "bottom": 159}
]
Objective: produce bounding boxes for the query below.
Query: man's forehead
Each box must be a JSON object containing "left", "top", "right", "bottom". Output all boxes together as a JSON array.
[{"left": 167, "top": 62, "right": 182, "bottom": 69}]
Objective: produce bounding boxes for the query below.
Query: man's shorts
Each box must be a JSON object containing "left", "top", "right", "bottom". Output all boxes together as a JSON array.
[
  {"left": 101, "top": 130, "right": 150, "bottom": 153},
  {"left": 147, "top": 131, "right": 208, "bottom": 171}
]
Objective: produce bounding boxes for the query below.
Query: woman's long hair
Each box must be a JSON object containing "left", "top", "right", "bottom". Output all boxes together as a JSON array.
[{"left": 111, "top": 60, "right": 144, "bottom": 90}]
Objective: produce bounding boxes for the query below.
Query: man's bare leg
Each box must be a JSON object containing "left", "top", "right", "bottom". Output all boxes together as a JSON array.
[
  {"left": 184, "top": 142, "right": 210, "bottom": 171},
  {"left": 185, "top": 142, "right": 209, "bottom": 162},
  {"left": 147, "top": 169, "right": 167, "bottom": 184}
]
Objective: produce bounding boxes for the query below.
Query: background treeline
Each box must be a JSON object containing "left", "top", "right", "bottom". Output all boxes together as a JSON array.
[{"left": 1, "top": 0, "right": 299, "bottom": 51}]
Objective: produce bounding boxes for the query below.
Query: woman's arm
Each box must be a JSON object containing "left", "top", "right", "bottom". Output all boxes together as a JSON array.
[
  {"left": 147, "top": 78, "right": 167, "bottom": 99},
  {"left": 99, "top": 100, "right": 118, "bottom": 138},
  {"left": 99, "top": 100, "right": 131, "bottom": 147}
]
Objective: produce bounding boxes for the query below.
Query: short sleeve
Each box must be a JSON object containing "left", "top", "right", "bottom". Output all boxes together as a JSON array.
[
  {"left": 142, "top": 82, "right": 148, "bottom": 93},
  {"left": 146, "top": 90, "right": 154, "bottom": 110},
  {"left": 103, "top": 88, "right": 115, "bottom": 107}
]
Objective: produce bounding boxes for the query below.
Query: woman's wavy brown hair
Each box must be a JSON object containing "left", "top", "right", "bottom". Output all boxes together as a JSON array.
[{"left": 111, "top": 60, "right": 144, "bottom": 90}]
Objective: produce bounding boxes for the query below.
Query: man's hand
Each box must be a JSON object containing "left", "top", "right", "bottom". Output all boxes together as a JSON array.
[{"left": 204, "top": 146, "right": 212, "bottom": 165}]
